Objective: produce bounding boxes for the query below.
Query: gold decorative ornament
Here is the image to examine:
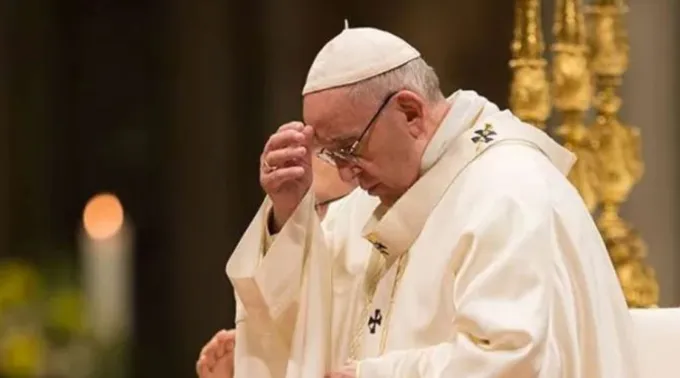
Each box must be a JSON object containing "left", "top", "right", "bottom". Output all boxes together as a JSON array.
[
  {"left": 509, "top": 0, "right": 659, "bottom": 307},
  {"left": 509, "top": 0, "right": 551, "bottom": 129},
  {"left": 586, "top": 0, "right": 658, "bottom": 307},
  {"left": 551, "top": 0, "right": 599, "bottom": 212}
]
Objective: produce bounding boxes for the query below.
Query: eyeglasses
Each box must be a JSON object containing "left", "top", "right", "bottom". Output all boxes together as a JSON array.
[{"left": 316, "top": 91, "right": 398, "bottom": 166}]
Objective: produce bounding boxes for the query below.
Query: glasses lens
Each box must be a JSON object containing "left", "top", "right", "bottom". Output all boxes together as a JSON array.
[
  {"left": 317, "top": 148, "right": 357, "bottom": 166},
  {"left": 317, "top": 149, "right": 338, "bottom": 166}
]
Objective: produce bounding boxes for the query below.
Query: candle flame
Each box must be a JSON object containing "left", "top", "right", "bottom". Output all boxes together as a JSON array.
[{"left": 83, "top": 193, "right": 124, "bottom": 240}]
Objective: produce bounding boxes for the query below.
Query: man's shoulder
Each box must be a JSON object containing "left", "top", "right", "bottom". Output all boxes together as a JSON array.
[{"left": 455, "top": 141, "right": 563, "bottom": 209}]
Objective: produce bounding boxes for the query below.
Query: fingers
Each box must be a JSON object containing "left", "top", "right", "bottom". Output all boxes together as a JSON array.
[
  {"left": 196, "top": 329, "right": 236, "bottom": 377},
  {"left": 261, "top": 122, "right": 314, "bottom": 169},
  {"left": 277, "top": 121, "right": 304, "bottom": 132},
  {"left": 214, "top": 328, "right": 235, "bottom": 344},
  {"left": 261, "top": 166, "right": 306, "bottom": 190},
  {"left": 224, "top": 329, "right": 236, "bottom": 352},
  {"left": 196, "top": 352, "right": 234, "bottom": 378},
  {"left": 264, "top": 146, "right": 307, "bottom": 168},
  {"left": 199, "top": 343, "right": 216, "bottom": 365},
  {"left": 259, "top": 122, "right": 314, "bottom": 198},
  {"left": 301, "top": 125, "right": 314, "bottom": 162},
  {"left": 197, "top": 345, "right": 216, "bottom": 377},
  {"left": 196, "top": 355, "right": 211, "bottom": 377},
  {"left": 301, "top": 124, "right": 314, "bottom": 146},
  {"left": 213, "top": 329, "right": 236, "bottom": 358},
  {"left": 209, "top": 329, "right": 236, "bottom": 356},
  {"left": 264, "top": 127, "right": 307, "bottom": 153}
]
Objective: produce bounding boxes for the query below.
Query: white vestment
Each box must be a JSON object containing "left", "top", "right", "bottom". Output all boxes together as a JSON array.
[{"left": 226, "top": 90, "right": 639, "bottom": 378}]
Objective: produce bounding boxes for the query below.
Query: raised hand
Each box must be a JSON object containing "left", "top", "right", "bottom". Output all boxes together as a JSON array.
[
  {"left": 260, "top": 122, "right": 314, "bottom": 230},
  {"left": 196, "top": 329, "right": 236, "bottom": 378}
]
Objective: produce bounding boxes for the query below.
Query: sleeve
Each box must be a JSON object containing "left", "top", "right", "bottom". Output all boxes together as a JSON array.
[
  {"left": 357, "top": 194, "right": 557, "bottom": 378},
  {"left": 227, "top": 190, "right": 343, "bottom": 378},
  {"left": 227, "top": 191, "right": 316, "bottom": 323},
  {"left": 232, "top": 292, "right": 289, "bottom": 378}
]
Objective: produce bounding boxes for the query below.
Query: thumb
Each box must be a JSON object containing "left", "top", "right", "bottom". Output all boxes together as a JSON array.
[
  {"left": 301, "top": 125, "right": 315, "bottom": 166},
  {"left": 302, "top": 125, "right": 314, "bottom": 151}
]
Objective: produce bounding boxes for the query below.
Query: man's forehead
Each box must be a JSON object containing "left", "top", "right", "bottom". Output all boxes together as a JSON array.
[
  {"left": 303, "top": 88, "right": 348, "bottom": 120},
  {"left": 303, "top": 89, "right": 362, "bottom": 144},
  {"left": 311, "top": 123, "right": 357, "bottom": 149}
]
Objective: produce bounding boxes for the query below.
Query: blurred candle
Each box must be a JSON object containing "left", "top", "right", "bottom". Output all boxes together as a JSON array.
[{"left": 78, "top": 193, "right": 133, "bottom": 345}]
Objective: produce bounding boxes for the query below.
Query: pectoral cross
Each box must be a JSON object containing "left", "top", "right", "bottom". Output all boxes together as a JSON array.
[{"left": 367, "top": 309, "right": 383, "bottom": 334}]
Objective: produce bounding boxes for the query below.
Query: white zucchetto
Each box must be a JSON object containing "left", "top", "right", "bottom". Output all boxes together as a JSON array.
[{"left": 302, "top": 25, "right": 421, "bottom": 95}]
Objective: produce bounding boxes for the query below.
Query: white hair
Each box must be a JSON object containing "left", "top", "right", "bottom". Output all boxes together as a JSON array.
[{"left": 347, "top": 58, "right": 444, "bottom": 105}]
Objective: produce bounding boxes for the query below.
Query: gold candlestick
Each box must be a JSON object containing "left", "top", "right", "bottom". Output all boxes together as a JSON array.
[
  {"left": 586, "top": 0, "right": 659, "bottom": 307},
  {"left": 552, "top": 0, "right": 599, "bottom": 212},
  {"left": 510, "top": 0, "right": 551, "bottom": 129}
]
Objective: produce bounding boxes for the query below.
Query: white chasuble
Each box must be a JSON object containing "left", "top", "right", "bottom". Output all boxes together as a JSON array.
[{"left": 226, "top": 90, "right": 639, "bottom": 378}]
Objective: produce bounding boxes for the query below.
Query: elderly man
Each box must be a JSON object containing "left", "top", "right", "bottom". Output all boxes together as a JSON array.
[{"left": 206, "top": 25, "right": 639, "bottom": 378}]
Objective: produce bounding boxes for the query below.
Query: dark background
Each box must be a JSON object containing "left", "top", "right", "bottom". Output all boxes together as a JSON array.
[{"left": 1, "top": 1, "right": 677, "bottom": 377}]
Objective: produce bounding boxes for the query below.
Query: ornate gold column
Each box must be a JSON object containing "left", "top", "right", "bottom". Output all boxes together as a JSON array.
[
  {"left": 551, "top": 0, "right": 599, "bottom": 212},
  {"left": 509, "top": 0, "right": 551, "bottom": 129},
  {"left": 586, "top": 0, "right": 659, "bottom": 307}
]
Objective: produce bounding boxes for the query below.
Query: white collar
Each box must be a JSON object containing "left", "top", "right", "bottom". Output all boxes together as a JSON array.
[{"left": 419, "top": 90, "right": 498, "bottom": 173}]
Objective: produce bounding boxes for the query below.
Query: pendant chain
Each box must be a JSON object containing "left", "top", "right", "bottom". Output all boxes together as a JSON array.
[
  {"left": 348, "top": 252, "right": 408, "bottom": 360},
  {"left": 379, "top": 253, "right": 408, "bottom": 353}
]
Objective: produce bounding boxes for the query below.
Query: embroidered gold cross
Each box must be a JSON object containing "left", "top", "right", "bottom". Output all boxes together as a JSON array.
[
  {"left": 471, "top": 123, "right": 497, "bottom": 149},
  {"left": 367, "top": 309, "right": 383, "bottom": 334}
]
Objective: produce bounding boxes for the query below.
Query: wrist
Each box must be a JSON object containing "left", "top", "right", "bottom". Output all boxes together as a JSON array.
[{"left": 269, "top": 205, "right": 295, "bottom": 234}]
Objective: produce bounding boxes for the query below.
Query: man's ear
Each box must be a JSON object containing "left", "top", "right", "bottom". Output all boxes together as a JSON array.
[{"left": 395, "top": 91, "right": 426, "bottom": 136}]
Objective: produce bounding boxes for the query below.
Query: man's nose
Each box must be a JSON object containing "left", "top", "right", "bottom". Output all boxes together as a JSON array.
[{"left": 337, "top": 163, "right": 359, "bottom": 183}]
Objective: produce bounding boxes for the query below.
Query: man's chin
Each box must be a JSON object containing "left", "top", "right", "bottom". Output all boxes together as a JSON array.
[
  {"left": 379, "top": 197, "right": 395, "bottom": 207},
  {"left": 381, "top": 192, "right": 407, "bottom": 208},
  {"left": 377, "top": 193, "right": 398, "bottom": 208}
]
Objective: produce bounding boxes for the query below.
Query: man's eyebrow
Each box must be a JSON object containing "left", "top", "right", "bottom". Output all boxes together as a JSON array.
[
  {"left": 313, "top": 134, "right": 330, "bottom": 146},
  {"left": 332, "top": 136, "right": 355, "bottom": 146},
  {"left": 314, "top": 134, "right": 354, "bottom": 148}
]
